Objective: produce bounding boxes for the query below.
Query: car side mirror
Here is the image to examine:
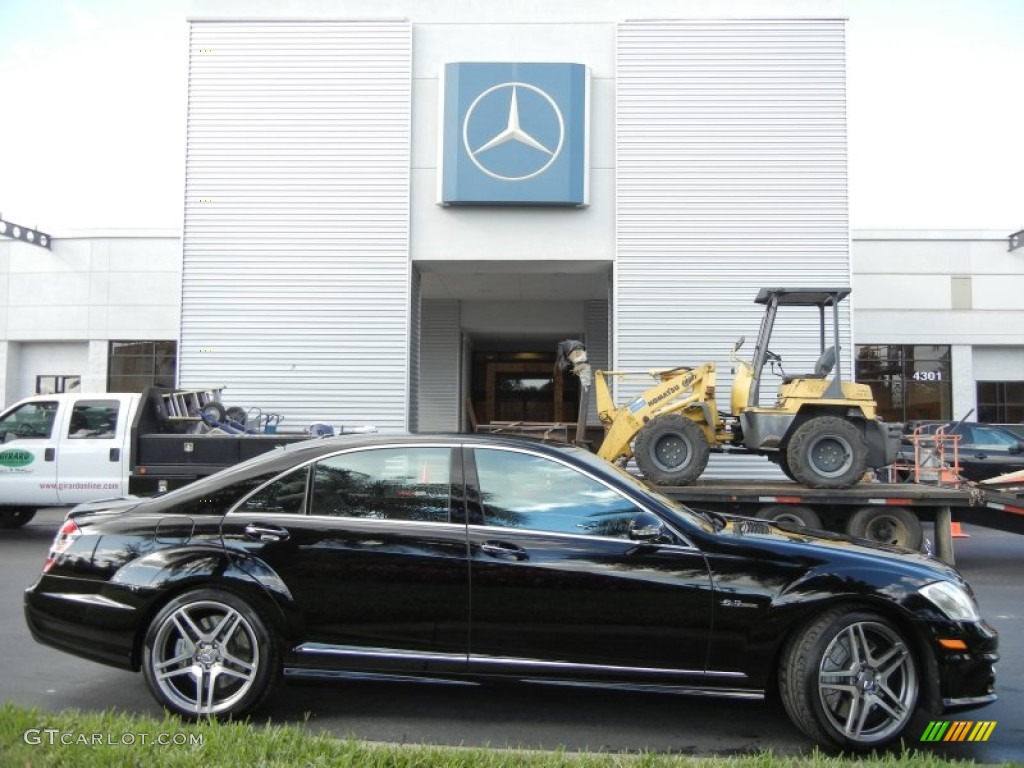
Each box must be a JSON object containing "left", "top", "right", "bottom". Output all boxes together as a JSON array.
[
  {"left": 1012, "top": 441, "right": 1024, "bottom": 455},
  {"left": 629, "top": 512, "right": 671, "bottom": 543}
]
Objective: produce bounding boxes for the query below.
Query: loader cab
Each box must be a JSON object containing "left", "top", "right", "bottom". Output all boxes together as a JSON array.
[{"left": 742, "top": 287, "right": 849, "bottom": 409}]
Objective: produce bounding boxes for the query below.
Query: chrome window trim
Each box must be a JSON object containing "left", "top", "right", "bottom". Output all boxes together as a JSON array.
[{"left": 466, "top": 522, "right": 699, "bottom": 552}]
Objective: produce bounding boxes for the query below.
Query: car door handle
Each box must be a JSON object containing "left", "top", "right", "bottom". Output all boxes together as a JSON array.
[
  {"left": 244, "top": 523, "right": 291, "bottom": 542},
  {"left": 480, "top": 541, "right": 529, "bottom": 561}
]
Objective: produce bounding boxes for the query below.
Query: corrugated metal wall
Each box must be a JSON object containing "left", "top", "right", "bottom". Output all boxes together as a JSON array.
[
  {"left": 418, "top": 299, "right": 461, "bottom": 432},
  {"left": 616, "top": 19, "right": 850, "bottom": 478},
  {"left": 181, "top": 20, "right": 412, "bottom": 431}
]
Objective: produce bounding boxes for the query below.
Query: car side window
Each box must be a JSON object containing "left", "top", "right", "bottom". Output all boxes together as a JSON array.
[
  {"left": 474, "top": 448, "right": 643, "bottom": 539},
  {"left": 309, "top": 447, "right": 452, "bottom": 523},
  {"left": 67, "top": 400, "right": 119, "bottom": 439},
  {"left": 236, "top": 466, "right": 311, "bottom": 515},
  {"left": 0, "top": 401, "right": 58, "bottom": 441}
]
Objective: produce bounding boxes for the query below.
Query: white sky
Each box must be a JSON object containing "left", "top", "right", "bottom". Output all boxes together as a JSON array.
[{"left": 0, "top": 0, "right": 1021, "bottom": 234}]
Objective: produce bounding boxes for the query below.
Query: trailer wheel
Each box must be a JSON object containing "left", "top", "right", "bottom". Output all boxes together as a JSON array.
[
  {"left": 846, "top": 506, "right": 923, "bottom": 550},
  {"left": 787, "top": 417, "right": 867, "bottom": 489},
  {"left": 634, "top": 414, "right": 710, "bottom": 486},
  {"left": 756, "top": 504, "right": 822, "bottom": 530},
  {"left": 0, "top": 507, "right": 36, "bottom": 529}
]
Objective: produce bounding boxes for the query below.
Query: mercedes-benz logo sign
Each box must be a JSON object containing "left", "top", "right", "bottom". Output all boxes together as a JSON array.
[{"left": 462, "top": 82, "right": 565, "bottom": 182}]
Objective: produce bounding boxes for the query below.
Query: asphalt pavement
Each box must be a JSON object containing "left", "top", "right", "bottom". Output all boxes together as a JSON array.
[{"left": 2, "top": 508, "right": 1021, "bottom": 761}]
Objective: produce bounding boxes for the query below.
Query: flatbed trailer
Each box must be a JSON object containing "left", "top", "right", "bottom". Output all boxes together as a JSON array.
[{"left": 651, "top": 480, "right": 988, "bottom": 565}]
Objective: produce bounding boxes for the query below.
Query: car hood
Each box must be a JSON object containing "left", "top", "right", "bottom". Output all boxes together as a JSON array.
[{"left": 719, "top": 515, "right": 960, "bottom": 579}]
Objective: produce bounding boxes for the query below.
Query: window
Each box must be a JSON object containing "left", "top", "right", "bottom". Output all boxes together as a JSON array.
[
  {"left": 309, "top": 447, "right": 452, "bottom": 522},
  {"left": 0, "top": 401, "right": 58, "bottom": 441},
  {"left": 856, "top": 345, "right": 952, "bottom": 422},
  {"left": 977, "top": 381, "right": 1024, "bottom": 424},
  {"left": 238, "top": 467, "right": 311, "bottom": 516},
  {"left": 36, "top": 375, "right": 81, "bottom": 395},
  {"left": 474, "top": 448, "right": 642, "bottom": 538},
  {"left": 67, "top": 400, "right": 119, "bottom": 439},
  {"left": 108, "top": 341, "right": 177, "bottom": 392}
]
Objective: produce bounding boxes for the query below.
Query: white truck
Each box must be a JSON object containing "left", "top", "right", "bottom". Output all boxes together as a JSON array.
[{"left": 0, "top": 388, "right": 325, "bottom": 529}]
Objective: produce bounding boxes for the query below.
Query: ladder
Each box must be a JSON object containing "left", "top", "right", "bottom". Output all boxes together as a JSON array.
[{"left": 160, "top": 388, "right": 224, "bottom": 422}]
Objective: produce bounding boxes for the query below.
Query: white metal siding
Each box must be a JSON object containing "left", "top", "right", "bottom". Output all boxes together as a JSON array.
[
  {"left": 616, "top": 19, "right": 850, "bottom": 479},
  {"left": 418, "top": 300, "right": 461, "bottom": 432},
  {"left": 181, "top": 20, "right": 412, "bottom": 430}
]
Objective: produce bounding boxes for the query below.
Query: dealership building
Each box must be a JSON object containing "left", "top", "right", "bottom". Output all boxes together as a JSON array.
[{"left": 2, "top": 1, "right": 1022, "bottom": 473}]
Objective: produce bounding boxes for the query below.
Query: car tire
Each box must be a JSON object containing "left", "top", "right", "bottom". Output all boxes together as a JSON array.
[
  {"left": 634, "top": 414, "right": 710, "bottom": 486},
  {"left": 787, "top": 417, "right": 868, "bottom": 489},
  {"left": 142, "top": 588, "right": 278, "bottom": 719},
  {"left": 0, "top": 507, "right": 36, "bottom": 529},
  {"left": 779, "top": 607, "right": 920, "bottom": 750},
  {"left": 846, "top": 506, "right": 924, "bottom": 550},
  {"left": 756, "top": 504, "right": 822, "bottom": 530}
]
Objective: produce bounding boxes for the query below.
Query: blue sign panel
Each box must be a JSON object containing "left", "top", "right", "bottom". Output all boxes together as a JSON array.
[{"left": 440, "top": 62, "right": 589, "bottom": 206}]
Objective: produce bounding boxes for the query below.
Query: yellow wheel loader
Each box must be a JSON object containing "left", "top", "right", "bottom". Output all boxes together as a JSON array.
[{"left": 560, "top": 288, "right": 900, "bottom": 489}]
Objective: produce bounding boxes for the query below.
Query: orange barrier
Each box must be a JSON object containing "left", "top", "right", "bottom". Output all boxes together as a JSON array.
[{"left": 951, "top": 521, "right": 970, "bottom": 538}]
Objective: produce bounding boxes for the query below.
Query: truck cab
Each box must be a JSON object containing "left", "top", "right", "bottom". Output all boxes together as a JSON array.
[{"left": 0, "top": 393, "right": 139, "bottom": 523}]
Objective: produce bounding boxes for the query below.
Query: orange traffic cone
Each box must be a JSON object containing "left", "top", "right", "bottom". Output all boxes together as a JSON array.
[{"left": 951, "top": 521, "right": 970, "bottom": 538}]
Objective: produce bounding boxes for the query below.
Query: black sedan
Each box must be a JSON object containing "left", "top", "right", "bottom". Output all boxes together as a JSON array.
[
  {"left": 902, "top": 421, "right": 1024, "bottom": 482},
  {"left": 25, "top": 434, "right": 997, "bottom": 750}
]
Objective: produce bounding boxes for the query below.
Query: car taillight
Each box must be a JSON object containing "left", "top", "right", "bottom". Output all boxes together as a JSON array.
[{"left": 43, "top": 519, "right": 81, "bottom": 573}]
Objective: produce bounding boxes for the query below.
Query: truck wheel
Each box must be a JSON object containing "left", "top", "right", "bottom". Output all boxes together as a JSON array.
[
  {"left": 634, "top": 414, "right": 710, "bottom": 486},
  {"left": 846, "top": 506, "right": 923, "bottom": 550},
  {"left": 0, "top": 507, "right": 36, "bottom": 529},
  {"left": 779, "top": 607, "right": 919, "bottom": 750},
  {"left": 756, "top": 504, "right": 822, "bottom": 530},
  {"left": 142, "top": 588, "right": 279, "bottom": 719},
  {"left": 787, "top": 417, "right": 867, "bottom": 489}
]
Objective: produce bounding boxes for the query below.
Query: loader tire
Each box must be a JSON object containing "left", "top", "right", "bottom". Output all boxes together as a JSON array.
[
  {"left": 634, "top": 414, "right": 710, "bottom": 486},
  {"left": 787, "top": 416, "right": 867, "bottom": 489}
]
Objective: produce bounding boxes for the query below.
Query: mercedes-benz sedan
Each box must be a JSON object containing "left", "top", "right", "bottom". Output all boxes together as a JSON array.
[{"left": 25, "top": 434, "right": 997, "bottom": 750}]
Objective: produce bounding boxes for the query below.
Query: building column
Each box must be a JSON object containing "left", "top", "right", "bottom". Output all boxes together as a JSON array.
[
  {"left": 951, "top": 345, "right": 976, "bottom": 421},
  {"left": 85, "top": 340, "right": 109, "bottom": 393}
]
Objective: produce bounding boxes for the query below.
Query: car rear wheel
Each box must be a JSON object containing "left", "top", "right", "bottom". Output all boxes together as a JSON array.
[
  {"left": 142, "top": 588, "right": 278, "bottom": 718},
  {"left": 780, "top": 608, "right": 919, "bottom": 750},
  {"left": 634, "top": 414, "right": 710, "bottom": 485}
]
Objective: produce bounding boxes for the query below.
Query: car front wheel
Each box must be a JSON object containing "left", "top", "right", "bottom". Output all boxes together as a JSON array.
[
  {"left": 780, "top": 608, "right": 919, "bottom": 750},
  {"left": 142, "top": 588, "right": 278, "bottom": 718}
]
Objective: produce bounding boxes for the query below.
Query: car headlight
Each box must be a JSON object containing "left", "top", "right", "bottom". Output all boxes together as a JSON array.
[{"left": 920, "top": 580, "right": 981, "bottom": 622}]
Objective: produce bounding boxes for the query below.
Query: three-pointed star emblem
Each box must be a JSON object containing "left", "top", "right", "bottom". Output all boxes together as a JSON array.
[
  {"left": 462, "top": 81, "right": 565, "bottom": 182},
  {"left": 472, "top": 87, "right": 554, "bottom": 157}
]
